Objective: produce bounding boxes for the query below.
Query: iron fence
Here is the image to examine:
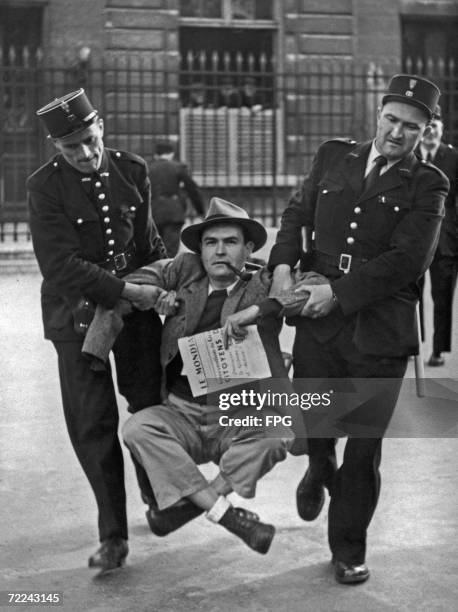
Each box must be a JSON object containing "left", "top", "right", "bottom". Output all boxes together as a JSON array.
[{"left": 1, "top": 49, "right": 457, "bottom": 240}]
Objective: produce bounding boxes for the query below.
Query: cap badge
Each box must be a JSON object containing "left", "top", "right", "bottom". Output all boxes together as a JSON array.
[
  {"left": 60, "top": 101, "right": 70, "bottom": 114},
  {"left": 405, "top": 90, "right": 413, "bottom": 97},
  {"left": 409, "top": 79, "right": 417, "bottom": 89}
]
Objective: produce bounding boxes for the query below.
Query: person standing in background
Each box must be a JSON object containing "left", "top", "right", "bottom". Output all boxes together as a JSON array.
[
  {"left": 150, "top": 142, "right": 205, "bottom": 256},
  {"left": 417, "top": 105, "right": 458, "bottom": 366}
]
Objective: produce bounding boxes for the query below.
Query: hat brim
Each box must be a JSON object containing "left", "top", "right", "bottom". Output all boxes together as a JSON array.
[
  {"left": 381, "top": 94, "right": 432, "bottom": 120},
  {"left": 181, "top": 216, "right": 267, "bottom": 253}
]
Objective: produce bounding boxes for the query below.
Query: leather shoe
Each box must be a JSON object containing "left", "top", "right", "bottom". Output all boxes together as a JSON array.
[
  {"left": 427, "top": 353, "right": 445, "bottom": 367},
  {"left": 296, "top": 469, "right": 325, "bottom": 521},
  {"left": 219, "top": 506, "right": 275, "bottom": 554},
  {"left": 146, "top": 499, "right": 204, "bottom": 536},
  {"left": 333, "top": 559, "right": 370, "bottom": 584},
  {"left": 88, "top": 537, "right": 128, "bottom": 571}
]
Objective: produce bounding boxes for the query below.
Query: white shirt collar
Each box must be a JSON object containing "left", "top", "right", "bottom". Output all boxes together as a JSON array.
[
  {"left": 208, "top": 278, "right": 239, "bottom": 296},
  {"left": 365, "top": 141, "right": 398, "bottom": 177},
  {"left": 419, "top": 143, "right": 439, "bottom": 161}
]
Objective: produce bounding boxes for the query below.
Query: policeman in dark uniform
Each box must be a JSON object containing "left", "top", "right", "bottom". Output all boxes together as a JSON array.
[
  {"left": 417, "top": 105, "right": 458, "bottom": 366},
  {"left": 149, "top": 142, "right": 205, "bottom": 257},
  {"left": 27, "top": 89, "right": 168, "bottom": 571},
  {"left": 268, "top": 75, "right": 449, "bottom": 584}
]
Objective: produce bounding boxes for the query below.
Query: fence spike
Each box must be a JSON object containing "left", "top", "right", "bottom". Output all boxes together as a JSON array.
[
  {"left": 8, "top": 45, "right": 16, "bottom": 64},
  {"left": 448, "top": 57, "right": 455, "bottom": 74},
  {"left": 36, "top": 47, "right": 44, "bottom": 65},
  {"left": 186, "top": 50, "right": 194, "bottom": 70},
  {"left": 426, "top": 56, "right": 434, "bottom": 74},
  {"left": 437, "top": 56, "right": 445, "bottom": 76},
  {"left": 223, "top": 51, "right": 231, "bottom": 70},
  {"left": 415, "top": 57, "right": 423, "bottom": 74},
  {"left": 211, "top": 50, "right": 219, "bottom": 70},
  {"left": 259, "top": 53, "right": 267, "bottom": 72},
  {"left": 236, "top": 51, "right": 243, "bottom": 70},
  {"left": 23, "top": 46, "right": 30, "bottom": 67},
  {"left": 198, "top": 50, "right": 206, "bottom": 69},
  {"left": 405, "top": 56, "right": 412, "bottom": 72}
]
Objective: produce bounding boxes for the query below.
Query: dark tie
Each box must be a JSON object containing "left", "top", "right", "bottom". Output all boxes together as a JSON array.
[
  {"left": 426, "top": 152, "right": 433, "bottom": 163},
  {"left": 363, "top": 155, "right": 388, "bottom": 193}
]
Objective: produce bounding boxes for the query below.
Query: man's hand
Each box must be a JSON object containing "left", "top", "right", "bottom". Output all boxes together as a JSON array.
[
  {"left": 269, "top": 264, "right": 293, "bottom": 297},
  {"left": 153, "top": 290, "right": 180, "bottom": 316},
  {"left": 222, "top": 305, "right": 260, "bottom": 348},
  {"left": 121, "top": 283, "right": 163, "bottom": 311},
  {"left": 296, "top": 283, "right": 336, "bottom": 318}
]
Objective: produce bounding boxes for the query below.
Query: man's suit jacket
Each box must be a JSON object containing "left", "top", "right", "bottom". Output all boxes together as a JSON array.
[
  {"left": 83, "top": 252, "right": 271, "bottom": 380},
  {"left": 269, "top": 139, "right": 449, "bottom": 356},
  {"left": 128, "top": 252, "right": 271, "bottom": 377}
]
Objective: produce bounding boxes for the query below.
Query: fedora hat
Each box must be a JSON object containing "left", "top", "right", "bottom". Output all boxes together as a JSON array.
[
  {"left": 382, "top": 74, "right": 440, "bottom": 120},
  {"left": 181, "top": 197, "right": 267, "bottom": 253}
]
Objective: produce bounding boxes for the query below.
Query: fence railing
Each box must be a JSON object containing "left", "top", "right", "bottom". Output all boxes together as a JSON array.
[{"left": 1, "top": 50, "right": 457, "bottom": 240}]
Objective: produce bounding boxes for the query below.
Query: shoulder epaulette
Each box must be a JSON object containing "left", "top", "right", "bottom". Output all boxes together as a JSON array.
[
  {"left": 418, "top": 157, "right": 449, "bottom": 179},
  {"left": 108, "top": 148, "right": 146, "bottom": 166},
  {"left": 27, "top": 156, "right": 61, "bottom": 188}
]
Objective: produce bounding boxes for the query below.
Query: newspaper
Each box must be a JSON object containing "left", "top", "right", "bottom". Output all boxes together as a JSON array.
[{"left": 178, "top": 325, "right": 271, "bottom": 397}]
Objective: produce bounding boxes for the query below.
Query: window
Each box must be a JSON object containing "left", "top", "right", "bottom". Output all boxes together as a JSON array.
[
  {"left": 180, "top": 0, "right": 273, "bottom": 21},
  {"left": 179, "top": 1, "right": 281, "bottom": 186}
]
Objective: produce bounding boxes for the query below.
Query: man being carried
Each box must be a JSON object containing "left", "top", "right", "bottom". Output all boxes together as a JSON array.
[{"left": 122, "top": 198, "right": 293, "bottom": 554}]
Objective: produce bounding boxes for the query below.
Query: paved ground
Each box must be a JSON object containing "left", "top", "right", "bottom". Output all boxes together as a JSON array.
[{"left": 1, "top": 246, "right": 457, "bottom": 611}]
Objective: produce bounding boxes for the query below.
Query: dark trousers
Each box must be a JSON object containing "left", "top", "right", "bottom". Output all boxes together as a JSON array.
[
  {"left": 418, "top": 255, "right": 457, "bottom": 353},
  {"left": 53, "top": 309, "right": 162, "bottom": 541},
  {"left": 157, "top": 222, "right": 183, "bottom": 258},
  {"left": 293, "top": 320, "right": 407, "bottom": 565}
]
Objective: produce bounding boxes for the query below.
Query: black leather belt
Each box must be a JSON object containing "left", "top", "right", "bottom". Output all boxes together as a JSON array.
[
  {"left": 99, "top": 244, "right": 135, "bottom": 274},
  {"left": 312, "top": 251, "right": 368, "bottom": 274}
]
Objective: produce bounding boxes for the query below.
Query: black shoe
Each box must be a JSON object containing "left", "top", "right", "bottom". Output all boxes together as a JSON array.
[
  {"left": 219, "top": 506, "right": 275, "bottom": 554},
  {"left": 146, "top": 499, "right": 204, "bottom": 537},
  {"left": 334, "top": 559, "right": 370, "bottom": 584},
  {"left": 427, "top": 353, "right": 445, "bottom": 367},
  {"left": 296, "top": 469, "right": 325, "bottom": 521},
  {"left": 88, "top": 537, "right": 128, "bottom": 571}
]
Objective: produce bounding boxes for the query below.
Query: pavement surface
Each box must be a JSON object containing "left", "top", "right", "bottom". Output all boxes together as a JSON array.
[{"left": 1, "top": 237, "right": 458, "bottom": 612}]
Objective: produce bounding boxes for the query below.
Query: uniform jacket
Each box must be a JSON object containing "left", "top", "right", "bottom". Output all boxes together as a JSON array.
[
  {"left": 149, "top": 159, "right": 205, "bottom": 226},
  {"left": 27, "top": 148, "right": 167, "bottom": 341},
  {"left": 427, "top": 143, "right": 458, "bottom": 258},
  {"left": 269, "top": 139, "right": 449, "bottom": 356}
]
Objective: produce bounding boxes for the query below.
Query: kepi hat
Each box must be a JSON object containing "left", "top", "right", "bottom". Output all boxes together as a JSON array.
[
  {"left": 181, "top": 197, "right": 267, "bottom": 253},
  {"left": 36, "top": 88, "right": 98, "bottom": 139},
  {"left": 382, "top": 74, "right": 440, "bottom": 120}
]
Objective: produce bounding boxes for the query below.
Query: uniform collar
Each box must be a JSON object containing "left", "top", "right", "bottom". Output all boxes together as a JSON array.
[
  {"left": 365, "top": 141, "right": 399, "bottom": 176},
  {"left": 58, "top": 150, "right": 110, "bottom": 194}
]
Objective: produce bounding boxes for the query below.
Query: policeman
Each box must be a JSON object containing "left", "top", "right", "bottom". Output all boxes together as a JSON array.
[
  {"left": 149, "top": 142, "right": 205, "bottom": 257},
  {"left": 417, "top": 105, "right": 458, "bottom": 366},
  {"left": 268, "top": 75, "right": 449, "bottom": 584},
  {"left": 27, "top": 89, "right": 168, "bottom": 571}
]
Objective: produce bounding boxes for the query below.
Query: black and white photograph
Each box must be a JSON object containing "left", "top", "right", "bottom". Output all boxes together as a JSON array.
[{"left": 1, "top": 1, "right": 458, "bottom": 611}]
